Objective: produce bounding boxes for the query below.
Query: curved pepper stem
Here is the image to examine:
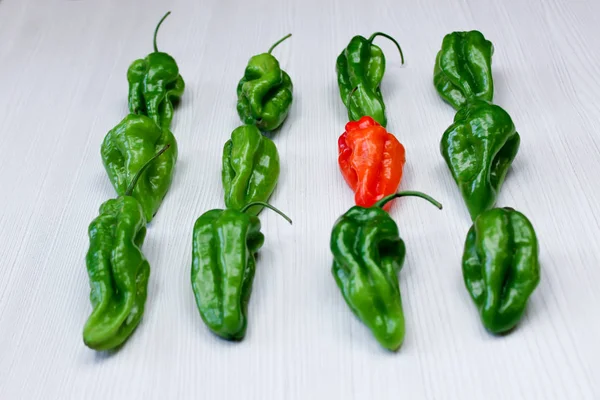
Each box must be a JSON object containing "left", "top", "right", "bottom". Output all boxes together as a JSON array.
[
  {"left": 374, "top": 191, "right": 443, "bottom": 210},
  {"left": 268, "top": 33, "right": 292, "bottom": 54},
  {"left": 368, "top": 32, "right": 405, "bottom": 65},
  {"left": 153, "top": 11, "right": 172, "bottom": 52},
  {"left": 240, "top": 202, "right": 293, "bottom": 225},
  {"left": 346, "top": 86, "right": 359, "bottom": 107},
  {"left": 125, "top": 144, "right": 171, "bottom": 196}
]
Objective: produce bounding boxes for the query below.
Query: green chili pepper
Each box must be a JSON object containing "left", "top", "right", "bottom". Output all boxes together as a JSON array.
[
  {"left": 191, "top": 202, "right": 292, "bottom": 341},
  {"left": 236, "top": 34, "right": 293, "bottom": 132},
  {"left": 433, "top": 30, "right": 494, "bottom": 110},
  {"left": 83, "top": 145, "right": 170, "bottom": 351},
  {"left": 127, "top": 11, "right": 185, "bottom": 130},
  {"left": 336, "top": 32, "right": 404, "bottom": 127},
  {"left": 463, "top": 207, "right": 540, "bottom": 334},
  {"left": 331, "top": 191, "right": 442, "bottom": 351},
  {"left": 222, "top": 125, "right": 280, "bottom": 216},
  {"left": 440, "top": 100, "right": 520, "bottom": 220},
  {"left": 101, "top": 113, "right": 177, "bottom": 223}
]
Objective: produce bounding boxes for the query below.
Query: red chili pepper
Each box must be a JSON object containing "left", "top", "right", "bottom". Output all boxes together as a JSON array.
[{"left": 338, "top": 116, "right": 406, "bottom": 210}]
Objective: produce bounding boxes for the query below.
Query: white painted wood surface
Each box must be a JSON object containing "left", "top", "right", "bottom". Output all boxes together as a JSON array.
[{"left": 1, "top": 0, "right": 599, "bottom": 398}]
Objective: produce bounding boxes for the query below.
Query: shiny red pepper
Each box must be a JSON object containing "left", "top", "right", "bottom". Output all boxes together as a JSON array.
[{"left": 338, "top": 116, "right": 406, "bottom": 210}]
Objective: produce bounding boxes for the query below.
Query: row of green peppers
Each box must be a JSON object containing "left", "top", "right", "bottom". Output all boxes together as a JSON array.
[
  {"left": 434, "top": 30, "right": 540, "bottom": 335},
  {"left": 83, "top": 12, "right": 184, "bottom": 351},
  {"left": 190, "top": 34, "right": 294, "bottom": 341},
  {"left": 329, "top": 31, "right": 540, "bottom": 351}
]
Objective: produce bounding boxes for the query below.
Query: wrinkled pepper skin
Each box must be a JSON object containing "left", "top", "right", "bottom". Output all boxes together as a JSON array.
[
  {"left": 222, "top": 125, "right": 280, "bottom": 216},
  {"left": 441, "top": 100, "right": 519, "bottom": 220},
  {"left": 237, "top": 34, "right": 293, "bottom": 132},
  {"left": 83, "top": 195, "right": 149, "bottom": 351},
  {"left": 434, "top": 30, "right": 494, "bottom": 110},
  {"left": 336, "top": 32, "right": 404, "bottom": 127},
  {"left": 331, "top": 192, "right": 442, "bottom": 351},
  {"left": 338, "top": 116, "right": 406, "bottom": 210},
  {"left": 101, "top": 114, "right": 178, "bottom": 222},
  {"left": 83, "top": 145, "right": 169, "bottom": 351},
  {"left": 331, "top": 205, "right": 406, "bottom": 350},
  {"left": 191, "top": 209, "right": 264, "bottom": 341},
  {"left": 128, "top": 12, "right": 185, "bottom": 130},
  {"left": 463, "top": 207, "right": 540, "bottom": 333}
]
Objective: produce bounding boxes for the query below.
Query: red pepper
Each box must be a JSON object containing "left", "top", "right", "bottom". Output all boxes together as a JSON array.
[{"left": 338, "top": 116, "right": 406, "bottom": 210}]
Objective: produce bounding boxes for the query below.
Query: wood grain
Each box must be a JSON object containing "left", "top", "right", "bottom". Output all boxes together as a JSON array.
[{"left": 0, "top": 0, "right": 599, "bottom": 398}]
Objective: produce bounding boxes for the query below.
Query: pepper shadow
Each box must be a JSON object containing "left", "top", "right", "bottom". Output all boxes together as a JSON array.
[
  {"left": 433, "top": 161, "right": 473, "bottom": 225},
  {"left": 491, "top": 68, "right": 508, "bottom": 105},
  {"left": 90, "top": 171, "right": 117, "bottom": 200},
  {"left": 380, "top": 64, "right": 405, "bottom": 102}
]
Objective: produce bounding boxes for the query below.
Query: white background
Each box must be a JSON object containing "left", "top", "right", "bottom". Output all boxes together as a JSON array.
[{"left": 1, "top": 0, "right": 599, "bottom": 398}]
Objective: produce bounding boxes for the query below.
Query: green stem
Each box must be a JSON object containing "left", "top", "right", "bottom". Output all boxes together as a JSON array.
[
  {"left": 268, "top": 33, "right": 292, "bottom": 54},
  {"left": 153, "top": 11, "right": 172, "bottom": 52},
  {"left": 368, "top": 32, "right": 405, "bottom": 65},
  {"left": 374, "top": 191, "right": 443, "bottom": 210},
  {"left": 346, "top": 85, "right": 359, "bottom": 106},
  {"left": 240, "top": 202, "right": 292, "bottom": 225},
  {"left": 125, "top": 144, "right": 170, "bottom": 196}
]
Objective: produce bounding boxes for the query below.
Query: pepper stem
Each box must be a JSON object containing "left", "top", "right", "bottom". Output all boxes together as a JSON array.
[
  {"left": 153, "top": 11, "right": 172, "bottom": 52},
  {"left": 268, "top": 33, "right": 292, "bottom": 54},
  {"left": 346, "top": 86, "right": 359, "bottom": 105},
  {"left": 374, "top": 191, "right": 443, "bottom": 210},
  {"left": 367, "top": 32, "right": 405, "bottom": 65},
  {"left": 125, "top": 144, "right": 171, "bottom": 196},
  {"left": 240, "top": 202, "right": 293, "bottom": 225}
]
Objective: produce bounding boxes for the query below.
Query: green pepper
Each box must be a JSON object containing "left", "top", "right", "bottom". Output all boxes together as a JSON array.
[
  {"left": 222, "top": 125, "right": 280, "bottom": 216},
  {"left": 463, "top": 207, "right": 540, "bottom": 334},
  {"left": 101, "top": 113, "right": 177, "bottom": 223},
  {"left": 127, "top": 12, "right": 185, "bottom": 130},
  {"left": 336, "top": 32, "right": 404, "bottom": 127},
  {"left": 83, "top": 146, "right": 169, "bottom": 351},
  {"left": 433, "top": 30, "right": 494, "bottom": 110},
  {"left": 191, "top": 202, "right": 292, "bottom": 341},
  {"left": 440, "top": 100, "right": 520, "bottom": 220},
  {"left": 331, "top": 191, "right": 442, "bottom": 351},
  {"left": 236, "top": 34, "right": 293, "bottom": 132}
]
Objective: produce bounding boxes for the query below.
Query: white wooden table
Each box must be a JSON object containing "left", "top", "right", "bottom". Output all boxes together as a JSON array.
[{"left": 1, "top": 0, "right": 599, "bottom": 398}]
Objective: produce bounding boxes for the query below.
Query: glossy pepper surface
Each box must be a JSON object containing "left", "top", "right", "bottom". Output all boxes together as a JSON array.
[
  {"left": 101, "top": 114, "right": 177, "bottom": 222},
  {"left": 101, "top": 113, "right": 177, "bottom": 223},
  {"left": 237, "top": 34, "right": 293, "bottom": 132},
  {"left": 222, "top": 125, "right": 280, "bottom": 216},
  {"left": 434, "top": 30, "right": 494, "bottom": 110},
  {"left": 331, "top": 191, "right": 442, "bottom": 351},
  {"left": 338, "top": 116, "right": 406, "bottom": 210},
  {"left": 462, "top": 207, "right": 540, "bottom": 333},
  {"left": 83, "top": 146, "right": 169, "bottom": 351},
  {"left": 128, "top": 12, "right": 185, "bottom": 130},
  {"left": 336, "top": 32, "right": 404, "bottom": 127},
  {"left": 441, "top": 100, "right": 519, "bottom": 220},
  {"left": 191, "top": 202, "right": 291, "bottom": 341}
]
